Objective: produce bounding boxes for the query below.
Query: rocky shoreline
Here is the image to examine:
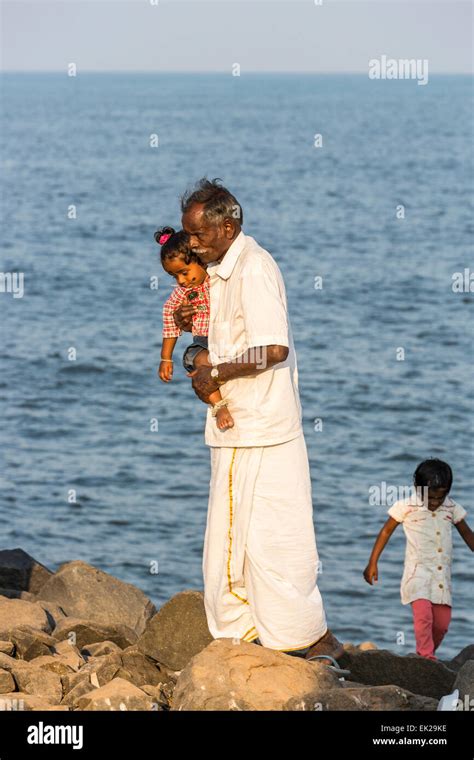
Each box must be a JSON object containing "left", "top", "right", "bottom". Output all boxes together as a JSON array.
[{"left": 0, "top": 549, "right": 472, "bottom": 711}]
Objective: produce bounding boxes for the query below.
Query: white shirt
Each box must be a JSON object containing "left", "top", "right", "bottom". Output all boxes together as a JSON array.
[
  {"left": 204, "top": 231, "right": 303, "bottom": 447},
  {"left": 387, "top": 493, "right": 467, "bottom": 606}
]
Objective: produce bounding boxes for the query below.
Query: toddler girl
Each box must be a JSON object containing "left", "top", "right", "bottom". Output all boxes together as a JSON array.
[
  {"left": 363, "top": 458, "right": 473, "bottom": 660},
  {"left": 155, "top": 226, "right": 234, "bottom": 431}
]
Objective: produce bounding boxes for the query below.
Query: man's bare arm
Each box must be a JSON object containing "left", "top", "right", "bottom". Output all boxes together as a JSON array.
[
  {"left": 216, "top": 344, "right": 289, "bottom": 382},
  {"left": 188, "top": 344, "right": 289, "bottom": 403}
]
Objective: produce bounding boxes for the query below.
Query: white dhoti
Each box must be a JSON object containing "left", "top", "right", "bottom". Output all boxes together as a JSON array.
[{"left": 202, "top": 431, "right": 327, "bottom": 651}]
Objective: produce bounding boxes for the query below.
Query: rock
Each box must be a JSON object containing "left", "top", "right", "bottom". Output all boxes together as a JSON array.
[
  {"left": 0, "top": 651, "right": 25, "bottom": 675},
  {"left": 0, "top": 641, "right": 14, "bottom": 656},
  {"left": 0, "top": 549, "right": 52, "bottom": 594},
  {"left": 339, "top": 649, "right": 456, "bottom": 700},
  {"left": 0, "top": 693, "right": 56, "bottom": 711},
  {"left": 314, "top": 685, "right": 438, "bottom": 711},
  {"left": 52, "top": 640, "right": 85, "bottom": 671},
  {"left": 0, "top": 652, "right": 63, "bottom": 704},
  {"left": 342, "top": 642, "right": 358, "bottom": 654},
  {"left": 76, "top": 648, "right": 170, "bottom": 691},
  {"left": 81, "top": 641, "right": 123, "bottom": 658},
  {"left": 0, "top": 588, "right": 35, "bottom": 600},
  {"left": 7, "top": 627, "right": 57, "bottom": 661},
  {"left": 171, "top": 638, "right": 341, "bottom": 711},
  {"left": 61, "top": 676, "right": 96, "bottom": 708},
  {"left": 52, "top": 617, "right": 137, "bottom": 650},
  {"left": 37, "top": 561, "right": 155, "bottom": 636},
  {"left": 34, "top": 600, "right": 67, "bottom": 631},
  {"left": 116, "top": 648, "right": 172, "bottom": 688},
  {"left": 358, "top": 641, "right": 378, "bottom": 651},
  {"left": 141, "top": 683, "right": 172, "bottom": 710},
  {"left": 75, "top": 677, "right": 154, "bottom": 711},
  {"left": 29, "top": 655, "right": 75, "bottom": 677},
  {"left": 12, "top": 665, "right": 63, "bottom": 705},
  {"left": 453, "top": 661, "right": 474, "bottom": 701},
  {"left": 137, "top": 590, "right": 213, "bottom": 671},
  {"left": 0, "top": 669, "right": 15, "bottom": 693},
  {"left": 0, "top": 598, "right": 52, "bottom": 638},
  {"left": 84, "top": 653, "right": 122, "bottom": 687},
  {"left": 446, "top": 645, "right": 474, "bottom": 671}
]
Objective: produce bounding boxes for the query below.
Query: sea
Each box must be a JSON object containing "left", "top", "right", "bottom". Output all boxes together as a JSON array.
[{"left": 0, "top": 72, "right": 472, "bottom": 658}]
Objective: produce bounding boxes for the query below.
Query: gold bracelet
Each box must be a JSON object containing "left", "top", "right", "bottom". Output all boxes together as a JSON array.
[{"left": 161, "top": 358, "right": 174, "bottom": 362}]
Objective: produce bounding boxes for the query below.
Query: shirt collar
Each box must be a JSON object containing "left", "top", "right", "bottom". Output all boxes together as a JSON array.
[{"left": 209, "top": 231, "right": 246, "bottom": 280}]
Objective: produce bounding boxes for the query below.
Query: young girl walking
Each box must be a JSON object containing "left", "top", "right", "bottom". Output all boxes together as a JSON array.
[
  {"left": 363, "top": 458, "right": 473, "bottom": 660},
  {"left": 155, "top": 226, "right": 234, "bottom": 431}
]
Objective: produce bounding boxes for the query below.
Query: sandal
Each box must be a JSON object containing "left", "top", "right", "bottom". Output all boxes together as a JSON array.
[{"left": 305, "top": 654, "right": 351, "bottom": 678}]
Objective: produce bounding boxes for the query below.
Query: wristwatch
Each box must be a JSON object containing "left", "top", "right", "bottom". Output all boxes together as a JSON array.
[{"left": 210, "top": 366, "right": 225, "bottom": 386}]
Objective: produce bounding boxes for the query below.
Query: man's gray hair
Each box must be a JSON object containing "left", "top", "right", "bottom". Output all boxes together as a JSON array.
[{"left": 181, "top": 177, "right": 243, "bottom": 226}]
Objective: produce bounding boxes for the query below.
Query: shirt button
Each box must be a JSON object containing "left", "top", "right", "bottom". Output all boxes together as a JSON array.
[
  {"left": 439, "top": 583, "right": 443, "bottom": 589},
  {"left": 436, "top": 531, "right": 440, "bottom": 535},
  {"left": 437, "top": 566, "right": 442, "bottom": 570},
  {"left": 432, "top": 513, "right": 436, "bottom": 517},
  {"left": 437, "top": 548, "right": 442, "bottom": 553}
]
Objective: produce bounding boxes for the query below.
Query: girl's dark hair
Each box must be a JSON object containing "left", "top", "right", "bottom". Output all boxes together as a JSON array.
[
  {"left": 154, "top": 226, "right": 200, "bottom": 266},
  {"left": 413, "top": 458, "right": 453, "bottom": 492}
]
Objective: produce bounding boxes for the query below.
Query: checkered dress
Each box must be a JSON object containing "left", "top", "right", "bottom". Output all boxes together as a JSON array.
[{"left": 162, "top": 275, "right": 210, "bottom": 338}]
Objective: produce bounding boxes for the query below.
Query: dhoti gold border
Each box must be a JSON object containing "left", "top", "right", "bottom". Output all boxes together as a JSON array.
[{"left": 226, "top": 447, "right": 249, "bottom": 605}]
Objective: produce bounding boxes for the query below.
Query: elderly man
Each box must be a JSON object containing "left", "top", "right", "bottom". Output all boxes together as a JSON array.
[{"left": 173, "top": 178, "right": 343, "bottom": 663}]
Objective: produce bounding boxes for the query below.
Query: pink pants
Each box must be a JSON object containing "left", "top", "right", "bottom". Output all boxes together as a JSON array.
[{"left": 411, "top": 598, "right": 452, "bottom": 660}]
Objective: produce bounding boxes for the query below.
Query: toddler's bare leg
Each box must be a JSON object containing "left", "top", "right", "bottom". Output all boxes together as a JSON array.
[{"left": 192, "top": 350, "right": 234, "bottom": 430}]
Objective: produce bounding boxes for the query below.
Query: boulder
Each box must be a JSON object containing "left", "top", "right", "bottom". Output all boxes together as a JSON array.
[
  {"left": 81, "top": 641, "right": 123, "bottom": 658},
  {"left": 453, "top": 660, "right": 474, "bottom": 701},
  {"left": 339, "top": 649, "right": 456, "bottom": 699},
  {"left": 13, "top": 666, "right": 63, "bottom": 705},
  {"left": 141, "top": 683, "right": 172, "bottom": 710},
  {"left": 116, "top": 648, "right": 173, "bottom": 689},
  {"left": 0, "top": 652, "right": 62, "bottom": 704},
  {"left": 34, "top": 600, "right": 67, "bottom": 631},
  {"left": 137, "top": 590, "right": 213, "bottom": 670},
  {"left": 171, "top": 638, "right": 341, "bottom": 711},
  {"left": 61, "top": 676, "right": 96, "bottom": 708},
  {"left": 7, "top": 626, "right": 57, "bottom": 661},
  {"left": 0, "top": 651, "right": 26, "bottom": 675},
  {"left": 76, "top": 648, "right": 170, "bottom": 691},
  {"left": 37, "top": 562, "right": 155, "bottom": 635},
  {"left": 0, "top": 669, "right": 15, "bottom": 694},
  {"left": 0, "top": 588, "right": 35, "bottom": 600},
  {"left": 446, "top": 645, "right": 474, "bottom": 671},
  {"left": 84, "top": 653, "right": 122, "bottom": 687},
  {"left": 0, "top": 549, "right": 52, "bottom": 594},
  {"left": 29, "top": 655, "right": 75, "bottom": 677},
  {"left": 314, "top": 685, "right": 438, "bottom": 711},
  {"left": 75, "top": 677, "right": 154, "bottom": 711},
  {"left": 52, "top": 640, "right": 85, "bottom": 671},
  {"left": 358, "top": 641, "right": 378, "bottom": 651},
  {"left": 0, "top": 598, "right": 52, "bottom": 638},
  {"left": 0, "top": 641, "right": 14, "bottom": 656},
  {"left": 0, "top": 692, "right": 56, "bottom": 711},
  {"left": 52, "top": 617, "right": 137, "bottom": 650}
]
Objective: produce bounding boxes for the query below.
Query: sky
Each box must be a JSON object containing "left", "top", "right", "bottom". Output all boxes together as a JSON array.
[{"left": 0, "top": 0, "right": 472, "bottom": 74}]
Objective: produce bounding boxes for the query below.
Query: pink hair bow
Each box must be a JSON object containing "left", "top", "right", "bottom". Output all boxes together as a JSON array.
[{"left": 159, "top": 232, "right": 172, "bottom": 245}]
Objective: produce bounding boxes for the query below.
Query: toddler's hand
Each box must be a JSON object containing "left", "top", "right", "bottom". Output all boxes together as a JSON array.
[
  {"left": 158, "top": 361, "right": 174, "bottom": 382},
  {"left": 363, "top": 563, "right": 378, "bottom": 585}
]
